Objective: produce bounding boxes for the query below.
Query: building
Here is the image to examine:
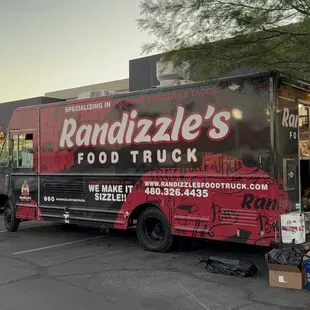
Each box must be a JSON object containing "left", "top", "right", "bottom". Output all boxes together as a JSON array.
[
  {"left": 45, "top": 78, "right": 129, "bottom": 100},
  {"left": 0, "top": 51, "right": 258, "bottom": 139},
  {"left": 128, "top": 53, "right": 261, "bottom": 92},
  {"left": 129, "top": 54, "right": 163, "bottom": 92},
  {"left": 0, "top": 78, "right": 129, "bottom": 140}
]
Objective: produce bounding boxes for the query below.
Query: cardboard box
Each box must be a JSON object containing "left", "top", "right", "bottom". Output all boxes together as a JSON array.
[{"left": 265, "top": 249, "right": 305, "bottom": 289}]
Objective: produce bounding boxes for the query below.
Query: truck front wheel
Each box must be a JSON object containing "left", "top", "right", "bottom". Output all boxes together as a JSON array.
[
  {"left": 136, "top": 207, "right": 173, "bottom": 252},
  {"left": 4, "top": 200, "right": 20, "bottom": 232}
]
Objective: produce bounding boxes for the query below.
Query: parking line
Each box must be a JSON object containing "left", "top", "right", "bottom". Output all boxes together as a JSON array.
[
  {"left": 176, "top": 281, "right": 211, "bottom": 310},
  {"left": 13, "top": 235, "right": 104, "bottom": 255},
  {"left": 0, "top": 223, "right": 52, "bottom": 233}
]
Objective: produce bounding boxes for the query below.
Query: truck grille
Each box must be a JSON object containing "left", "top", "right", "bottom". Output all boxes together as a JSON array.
[{"left": 43, "top": 181, "right": 84, "bottom": 199}]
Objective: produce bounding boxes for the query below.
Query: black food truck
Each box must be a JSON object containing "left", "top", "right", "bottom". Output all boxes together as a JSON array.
[{"left": 0, "top": 71, "right": 309, "bottom": 252}]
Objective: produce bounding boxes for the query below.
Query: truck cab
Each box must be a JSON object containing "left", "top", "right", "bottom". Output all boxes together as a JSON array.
[{"left": 0, "top": 106, "right": 39, "bottom": 231}]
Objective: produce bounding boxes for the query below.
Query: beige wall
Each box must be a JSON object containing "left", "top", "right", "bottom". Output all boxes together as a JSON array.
[{"left": 45, "top": 78, "right": 129, "bottom": 100}]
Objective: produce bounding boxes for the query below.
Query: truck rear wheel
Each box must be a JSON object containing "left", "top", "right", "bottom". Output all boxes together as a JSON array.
[
  {"left": 4, "top": 200, "right": 20, "bottom": 232},
  {"left": 136, "top": 207, "right": 173, "bottom": 252}
]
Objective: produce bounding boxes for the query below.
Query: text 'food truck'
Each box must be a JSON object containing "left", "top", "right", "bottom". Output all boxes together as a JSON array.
[{"left": 0, "top": 70, "right": 309, "bottom": 252}]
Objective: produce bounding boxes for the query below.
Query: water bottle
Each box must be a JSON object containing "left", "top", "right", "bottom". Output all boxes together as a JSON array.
[{"left": 305, "top": 259, "right": 310, "bottom": 291}]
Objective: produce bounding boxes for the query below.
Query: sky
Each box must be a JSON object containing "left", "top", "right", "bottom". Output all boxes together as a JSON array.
[{"left": 0, "top": 0, "right": 154, "bottom": 103}]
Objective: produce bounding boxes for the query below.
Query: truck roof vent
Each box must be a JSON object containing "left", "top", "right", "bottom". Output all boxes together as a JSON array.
[
  {"left": 77, "top": 90, "right": 118, "bottom": 100},
  {"left": 155, "top": 57, "right": 194, "bottom": 88}
]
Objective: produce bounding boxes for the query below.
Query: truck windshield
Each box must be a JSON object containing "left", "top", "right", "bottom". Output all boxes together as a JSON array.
[{"left": 0, "top": 135, "right": 9, "bottom": 167}]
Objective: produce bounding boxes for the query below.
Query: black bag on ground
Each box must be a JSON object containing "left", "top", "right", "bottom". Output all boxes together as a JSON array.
[
  {"left": 199, "top": 256, "right": 258, "bottom": 277},
  {"left": 267, "top": 239, "right": 303, "bottom": 266}
]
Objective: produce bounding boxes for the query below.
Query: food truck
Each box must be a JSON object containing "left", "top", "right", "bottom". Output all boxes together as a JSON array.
[{"left": 0, "top": 71, "right": 309, "bottom": 252}]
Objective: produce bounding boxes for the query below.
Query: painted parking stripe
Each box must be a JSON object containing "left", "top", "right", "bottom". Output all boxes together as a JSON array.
[
  {"left": 13, "top": 235, "right": 104, "bottom": 255},
  {"left": 176, "top": 281, "right": 211, "bottom": 310},
  {"left": 0, "top": 223, "right": 53, "bottom": 233}
]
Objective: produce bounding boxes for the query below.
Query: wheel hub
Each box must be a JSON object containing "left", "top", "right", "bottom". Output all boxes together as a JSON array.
[
  {"left": 144, "top": 217, "right": 165, "bottom": 245},
  {"left": 154, "top": 223, "right": 163, "bottom": 234}
]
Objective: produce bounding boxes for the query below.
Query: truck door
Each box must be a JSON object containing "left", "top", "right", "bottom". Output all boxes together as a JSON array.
[
  {"left": 9, "top": 130, "right": 39, "bottom": 220},
  {"left": 0, "top": 136, "right": 12, "bottom": 199}
]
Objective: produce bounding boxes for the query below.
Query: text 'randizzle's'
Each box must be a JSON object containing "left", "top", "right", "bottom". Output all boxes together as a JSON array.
[{"left": 59, "top": 104, "right": 232, "bottom": 149}]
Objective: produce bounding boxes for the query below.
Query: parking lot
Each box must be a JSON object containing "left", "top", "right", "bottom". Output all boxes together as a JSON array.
[{"left": 0, "top": 214, "right": 309, "bottom": 310}]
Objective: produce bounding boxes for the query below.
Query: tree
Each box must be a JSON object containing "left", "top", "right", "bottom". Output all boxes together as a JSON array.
[{"left": 137, "top": 0, "right": 310, "bottom": 80}]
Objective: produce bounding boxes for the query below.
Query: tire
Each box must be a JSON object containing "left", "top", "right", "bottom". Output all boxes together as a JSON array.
[
  {"left": 3, "top": 200, "right": 20, "bottom": 232},
  {"left": 136, "top": 207, "right": 173, "bottom": 253}
]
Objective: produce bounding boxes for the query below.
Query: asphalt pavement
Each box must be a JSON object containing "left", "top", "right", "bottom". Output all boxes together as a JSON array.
[{"left": 0, "top": 214, "right": 309, "bottom": 310}]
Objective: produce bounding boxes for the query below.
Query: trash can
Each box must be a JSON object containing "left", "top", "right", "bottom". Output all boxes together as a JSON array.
[{"left": 305, "top": 259, "right": 310, "bottom": 290}]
